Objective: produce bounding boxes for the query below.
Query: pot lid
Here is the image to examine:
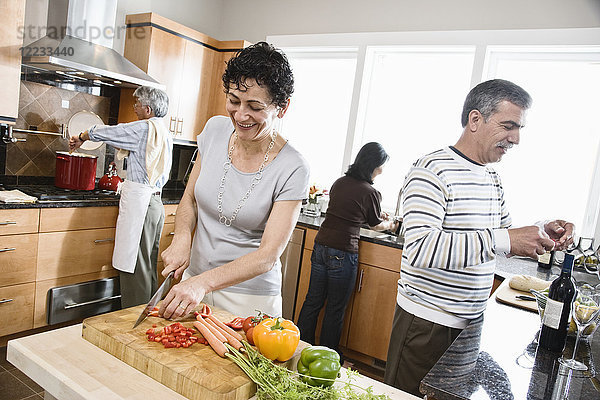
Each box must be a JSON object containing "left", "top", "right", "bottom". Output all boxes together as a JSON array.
[
  {"left": 56, "top": 151, "right": 98, "bottom": 159},
  {"left": 67, "top": 111, "right": 104, "bottom": 151}
]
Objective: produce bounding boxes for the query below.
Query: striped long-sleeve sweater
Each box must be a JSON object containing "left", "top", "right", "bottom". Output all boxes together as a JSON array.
[{"left": 397, "top": 146, "right": 512, "bottom": 328}]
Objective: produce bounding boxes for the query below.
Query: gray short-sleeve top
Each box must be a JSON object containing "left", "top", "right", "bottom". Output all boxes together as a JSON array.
[{"left": 188, "top": 116, "right": 310, "bottom": 295}]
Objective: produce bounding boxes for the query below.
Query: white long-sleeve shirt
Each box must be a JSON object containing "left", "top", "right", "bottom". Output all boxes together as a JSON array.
[{"left": 397, "top": 146, "right": 512, "bottom": 328}]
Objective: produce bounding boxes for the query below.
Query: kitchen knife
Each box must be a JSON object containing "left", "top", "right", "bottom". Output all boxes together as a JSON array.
[
  {"left": 132, "top": 271, "right": 174, "bottom": 328},
  {"left": 515, "top": 295, "right": 536, "bottom": 301}
]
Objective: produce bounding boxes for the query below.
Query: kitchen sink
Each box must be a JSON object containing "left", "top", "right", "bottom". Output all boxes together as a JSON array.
[{"left": 359, "top": 227, "right": 397, "bottom": 241}]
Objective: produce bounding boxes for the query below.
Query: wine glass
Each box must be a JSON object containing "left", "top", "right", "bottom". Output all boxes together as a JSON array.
[{"left": 559, "top": 292, "right": 600, "bottom": 371}]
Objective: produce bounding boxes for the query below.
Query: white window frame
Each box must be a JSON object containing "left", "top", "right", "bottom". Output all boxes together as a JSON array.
[{"left": 268, "top": 28, "right": 600, "bottom": 244}]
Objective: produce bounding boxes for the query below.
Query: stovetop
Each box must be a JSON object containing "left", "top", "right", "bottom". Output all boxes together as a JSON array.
[{"left": 7, "top": 185, "right": 120, "bottom": 202}]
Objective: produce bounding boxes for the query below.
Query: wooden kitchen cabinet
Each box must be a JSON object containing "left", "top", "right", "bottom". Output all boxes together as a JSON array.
[
  {"left": 157, "top": 223, "right": 175, "bottom": 285},
  {"left": 0, "top": 208, "right": 39, "bottom": 235},
  {"left": 0, "top": 282, "right": 35, "bottom": 336},
  {"left": 32, "top": 207, "right": 119, "bottom": 330},
  {"left": 164, "top": 203, "right": 178, "bottom": 224},
  {"left": 0, "top": 0, "right": 25, "bottom": 124},
  {"left": 345, "top": 264, "right": 399, "bottom": 360},
  {"left": 1, "top": 233, "right": 37, "bottom": 287},
  {"left": 121, "top": 13, "right": 249, "bottom": 142},
  {"left": 157, "top": 204, "right": 178, "bottom": 284},
  {"left": 37, "top": 228, "right": 116, "bottom": 280},
  {"left": 39, "top": 206, "right": 119, "bottom": 232},
  {"left": 293, "top": 227, "right": 402, "bottom": 362}
]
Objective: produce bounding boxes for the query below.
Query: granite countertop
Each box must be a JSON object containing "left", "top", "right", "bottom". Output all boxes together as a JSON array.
[
  {"left": 421, "top": 262, "right": 600, "bottom": 400},
  {"left": 0, "top": 189, "right": 183, "bottom": 209}
]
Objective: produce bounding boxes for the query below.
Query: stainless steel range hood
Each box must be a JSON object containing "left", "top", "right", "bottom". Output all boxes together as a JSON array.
[{"left": 21, "top": 0, "right": 163, "bottom": 90}]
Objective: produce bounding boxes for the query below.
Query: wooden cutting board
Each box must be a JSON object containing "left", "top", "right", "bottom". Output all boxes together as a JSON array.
[
  {"left": 82, "top": 304, "right": 307, "bottom": 400},
  {"left": 494, "top": 280, "right": 539, "bottom": 313}
]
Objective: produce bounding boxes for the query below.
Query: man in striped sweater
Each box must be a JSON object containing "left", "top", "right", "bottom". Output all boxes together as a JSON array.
[{"left": 384, "top": 79, "right": 574, "bottom": 396}]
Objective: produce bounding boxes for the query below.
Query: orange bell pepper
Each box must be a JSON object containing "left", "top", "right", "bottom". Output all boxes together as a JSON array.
[{"left": 252, "top": 317, "right": 300, "bottom": 362}]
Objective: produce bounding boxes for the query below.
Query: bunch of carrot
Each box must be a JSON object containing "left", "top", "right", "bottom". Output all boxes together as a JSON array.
[{"left": 193, "top": 313, "right": 244, "bottom": 358}]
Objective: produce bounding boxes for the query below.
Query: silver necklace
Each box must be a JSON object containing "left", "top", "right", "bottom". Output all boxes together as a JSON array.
[{"left": 217, "top": 131, "right": 277, "bottom": 226}]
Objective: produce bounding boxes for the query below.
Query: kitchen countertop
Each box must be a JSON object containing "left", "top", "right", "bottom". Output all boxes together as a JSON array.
[
  {"left": 420, "top": 272, "right": 600, "bottom": 400},
  {"left": 297, "top": 213, "right": 404, "bottom": 249},
  {"left": 0, "top": 188, "right": 183, "bottom": 208},
  {"left": 7, "top": 323, "right": 420, "bottom": 400}
]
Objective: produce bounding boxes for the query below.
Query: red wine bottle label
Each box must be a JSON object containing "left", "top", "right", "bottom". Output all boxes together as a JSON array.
[{"left": 542, "top": 298, "right": 564, "bottom": 329}]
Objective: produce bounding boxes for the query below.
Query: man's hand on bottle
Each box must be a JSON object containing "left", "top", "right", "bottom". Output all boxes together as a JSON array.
[
  {"left": 508, "top": 226, "right": 556, "bottom": 259},
  {"left": 543, "top": 220, "right": 575, "bottom": 251}
]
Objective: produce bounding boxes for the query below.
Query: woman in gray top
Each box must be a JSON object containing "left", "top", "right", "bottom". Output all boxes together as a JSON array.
[{"left": 159, "top": 42, "right": 310, "bottom": 319}]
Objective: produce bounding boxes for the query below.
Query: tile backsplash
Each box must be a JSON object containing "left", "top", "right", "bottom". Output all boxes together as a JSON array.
[{"left": 5, "top": 81, "right": 114, "bottom": 177}]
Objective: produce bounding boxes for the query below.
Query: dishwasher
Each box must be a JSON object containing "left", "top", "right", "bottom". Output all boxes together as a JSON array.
[{"left": 280, "top": 228, "right": 305, "bottom": 319}]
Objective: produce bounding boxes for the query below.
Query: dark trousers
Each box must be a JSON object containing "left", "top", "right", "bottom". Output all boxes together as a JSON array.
[
  {"left": 384, "top": 304, "right": 462, "bottom": 397},
  {"left": 297, "top": 243, "right": 358, "bottom": 355},
  {"left": 119, "top": 195, "right": 164, "bottom": 308}
]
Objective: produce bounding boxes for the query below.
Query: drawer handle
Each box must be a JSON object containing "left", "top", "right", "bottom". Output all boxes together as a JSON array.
[
  {"left": 0, "top": 247, "right": 16, "bottom": 253},
  {"left": 64, "top": 295, "right": 121, "bottom": 309},
  {"left": 169, "top": 232, "right": 175, "bottom": 236},
  {"left": 94, "top": 238, "right": 115, "bottom": 244},
  {"left": 357, "top": 269, "right": 364, "bottom": 293},
  {"left": 169, "top": 212, "right": 177, "bottom": 216},
  {"left": 0, "top": 221, "right": 17, "bottom": 225},
  {"left": 0, "top": 298, "right": 14, "bottom": 304}
]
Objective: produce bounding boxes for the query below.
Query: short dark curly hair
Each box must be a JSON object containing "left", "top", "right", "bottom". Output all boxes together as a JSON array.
[{"left": 222, "top": 42, "right": 294, "bottom": 109}]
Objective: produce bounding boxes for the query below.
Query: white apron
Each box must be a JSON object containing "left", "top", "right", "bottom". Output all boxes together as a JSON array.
[{"left": 112, "top": 180, "right": 155, "bottom": 273}]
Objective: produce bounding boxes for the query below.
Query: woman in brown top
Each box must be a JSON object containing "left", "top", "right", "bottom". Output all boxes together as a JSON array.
[{"left": 297, "top": 142, "right": 398, "bottom": 358}]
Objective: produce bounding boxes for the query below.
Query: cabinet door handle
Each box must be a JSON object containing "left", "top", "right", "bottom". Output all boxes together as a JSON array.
[
  {"left": 0, "top": 298, "right": 14, "bottom": 304},
  {"left": 64, "top": 295, "right": 121, "bottom": 309},
  {"left": 169, "top": 117, "right": 177, "bottom": 132},
  {"left": 94, "top": 238, "right": 115, "bottom": 244},
  {"left": 169, "top": 232, "right": 175, "bottom": 236},
  {"left": 0, "top": 221, "right": 17, "bottom": 225},
  {"left": 357, "top": 269, "right": 364, "bottom": 293},
  {"left": 0, "top": 247, "right": 16, "bottom": 253},
  {"left": 176, "top": 118, "right": 183, "bottom": 134}
]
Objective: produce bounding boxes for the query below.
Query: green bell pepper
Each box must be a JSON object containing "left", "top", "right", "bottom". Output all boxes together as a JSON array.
[{"left": 297, "top": 346, "right": 341, "bottom": 387}]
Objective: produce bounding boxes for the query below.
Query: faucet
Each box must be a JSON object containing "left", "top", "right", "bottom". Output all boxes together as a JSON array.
[{"left": 1, "top": 124, "right": 26, "bottom": 144}]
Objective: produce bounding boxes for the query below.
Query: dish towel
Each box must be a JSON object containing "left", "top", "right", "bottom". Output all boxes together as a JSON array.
[
  {"left": 0, "top": 190, "right": 37, "bottom": 203},
  {"left": 114, "top": 119, "right": 170, "bottom": 187}
]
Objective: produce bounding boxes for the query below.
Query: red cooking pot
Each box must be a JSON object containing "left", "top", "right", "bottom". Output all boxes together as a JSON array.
[{"left": 55, "top": 151, "right": 98, "bottom": 190}]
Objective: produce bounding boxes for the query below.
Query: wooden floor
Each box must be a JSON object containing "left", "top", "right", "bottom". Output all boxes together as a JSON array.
[{"left": 0, "top": 346, "right": 45, "bottom": 400}]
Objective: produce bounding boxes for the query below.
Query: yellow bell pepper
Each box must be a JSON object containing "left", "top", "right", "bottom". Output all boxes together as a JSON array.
[{"left": 252, "top": 317, "right": 300, "bottom": 362}]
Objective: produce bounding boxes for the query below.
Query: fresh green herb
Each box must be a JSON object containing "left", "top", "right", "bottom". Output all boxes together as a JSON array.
[{"left": 225, "top": 342, "right": 390, "bottom": 400}]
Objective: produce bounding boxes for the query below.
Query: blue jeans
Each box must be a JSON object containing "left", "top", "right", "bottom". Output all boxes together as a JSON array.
[{"left": 297, "top": 243, "right": 358, "bottom": 354}]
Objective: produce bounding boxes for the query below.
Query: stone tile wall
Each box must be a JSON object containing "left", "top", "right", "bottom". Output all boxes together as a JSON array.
[{"left": 5, "top": 81, "right": 112, "bottom": 177}]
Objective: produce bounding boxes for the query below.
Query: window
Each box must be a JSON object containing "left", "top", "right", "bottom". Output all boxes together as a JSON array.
[
  {"left": 357, "top": 46, "right": 476, "bottom": 212},
  {"left": 485, "top": 47, "right": 600, "bottom": 236},
  {"left": 281, "top": 49, "right": 357, "bottom": 190},
  {"left": 270, "top": 29, "right": 600, "bottom": 243}
]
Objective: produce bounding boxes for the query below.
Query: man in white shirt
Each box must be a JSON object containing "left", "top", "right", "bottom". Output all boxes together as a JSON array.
[{"left": 69, "top": 86, "right": 173, "bottom": 308}]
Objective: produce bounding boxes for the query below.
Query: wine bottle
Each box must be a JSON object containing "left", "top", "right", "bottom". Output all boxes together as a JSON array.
[
  {"left": 537, "top": 250, "right": 555, "bottom": 270},
  {"left": 538, "top": 253, "right": 576, "bottom": 352}
]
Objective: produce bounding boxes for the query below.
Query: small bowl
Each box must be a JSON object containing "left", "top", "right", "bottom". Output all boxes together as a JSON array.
[{"left": 530, "top": 289, "right": 598, "bottom": 338}]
